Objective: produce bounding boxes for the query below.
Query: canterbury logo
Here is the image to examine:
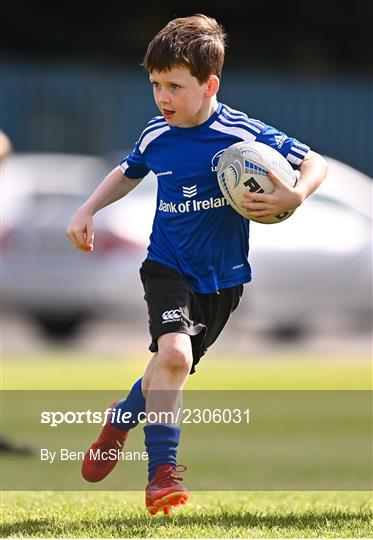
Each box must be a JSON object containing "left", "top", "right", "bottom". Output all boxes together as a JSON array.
[
  {"left": 182, "top": 185, "right": 197, "bottom": 198},
  {"left": 162, "top": 309, "right": 182, "bottom": 323}
]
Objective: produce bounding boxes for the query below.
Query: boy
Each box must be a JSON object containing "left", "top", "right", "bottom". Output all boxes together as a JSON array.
[{"left": 66, "top": 14, "right": 328, "bottom": 515}]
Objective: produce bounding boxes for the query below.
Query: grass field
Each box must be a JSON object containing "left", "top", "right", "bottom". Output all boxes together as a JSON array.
[
  {"left": 2, "top": 491, "right": 372, "bottom": 538},
  {"left": 1, "top": 350, "right": 372, "bottom": 537}
]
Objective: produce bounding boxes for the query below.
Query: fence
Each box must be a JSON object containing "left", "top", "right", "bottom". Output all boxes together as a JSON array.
[{"left": 2, "top": 60, "right": 372, "bottom": 176}]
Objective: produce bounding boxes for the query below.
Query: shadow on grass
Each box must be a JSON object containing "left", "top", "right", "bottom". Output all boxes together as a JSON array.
[{"left": 1, "top": 509, "right": 371, "bottom": 538}]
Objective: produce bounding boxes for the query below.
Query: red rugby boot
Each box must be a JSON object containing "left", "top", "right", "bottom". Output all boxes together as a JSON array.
[
  {"left": 81, "top": 402, "right": 129, "bottom": 482},
  {"left": 146, "top": 464, "right": 189, "bottom": 515}
]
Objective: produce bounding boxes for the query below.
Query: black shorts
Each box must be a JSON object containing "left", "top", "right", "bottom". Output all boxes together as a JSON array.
[{"left": 140, "top": 259, "right": 244, "bottom": 374}]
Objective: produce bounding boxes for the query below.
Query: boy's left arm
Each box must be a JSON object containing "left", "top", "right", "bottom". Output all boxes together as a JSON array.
[{"left": 242, "top": 151, "right": 328, "bottom": 220}]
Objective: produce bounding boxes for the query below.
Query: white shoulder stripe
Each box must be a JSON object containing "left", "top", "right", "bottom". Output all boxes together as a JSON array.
[
  {"left": 219, "top": 114, "right": 262, "bottom": 133},
  {"left": 146, "top": 117, "right": 165, "bottom": 128},
  {"left": 139, "top": 125, "right": 170, "bottom": 153},
  {"left": 222, "top": 108, "right": 249, "bottom": 121},
  {"left": 247, "top": 118, "right": 267, "bottom": 129},
  {"left": 209, "top": 121, "right": 257, "bottom": 141},
  {"left": 224, "top": 106, "right": 265, "bottom": 123},
  {"left": 139, "top": 120, "right": 167, "bottom": 141},
  {"left": 221, "top": 108, "right": 266, "bottom": 129},
  {"left": 224, "top": 105, "right": 247, "bottom": 116},
  {"left": 148, "top": 115, "right": 164, "bottom": 123}
]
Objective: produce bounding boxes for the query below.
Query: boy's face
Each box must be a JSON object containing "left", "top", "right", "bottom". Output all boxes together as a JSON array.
[{"left": 149, "top": 65, "right": 217, "bottom": 128}]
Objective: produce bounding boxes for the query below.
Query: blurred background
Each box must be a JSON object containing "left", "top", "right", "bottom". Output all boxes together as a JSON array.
[{"left": 1, "top": 1, "right": 372, "bottom": 367}]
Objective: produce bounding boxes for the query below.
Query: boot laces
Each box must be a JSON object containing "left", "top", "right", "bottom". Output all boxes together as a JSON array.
[{"left": 152, "top": 465, "right": 187, "bottom": 489}]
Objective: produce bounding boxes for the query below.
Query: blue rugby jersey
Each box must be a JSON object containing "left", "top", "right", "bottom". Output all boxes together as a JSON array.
[{"left": 120, "top": 103, "right": 310, "bottom": 293}]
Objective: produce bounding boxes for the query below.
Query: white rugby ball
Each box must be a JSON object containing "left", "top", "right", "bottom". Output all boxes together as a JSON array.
[{"left": 217, "top": 141, "right": 297, "bottom": 224}]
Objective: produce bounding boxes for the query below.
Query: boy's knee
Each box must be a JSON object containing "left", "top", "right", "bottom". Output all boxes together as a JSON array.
[{"left": 157, "top": 335, "right": 192, "bottom": 372}]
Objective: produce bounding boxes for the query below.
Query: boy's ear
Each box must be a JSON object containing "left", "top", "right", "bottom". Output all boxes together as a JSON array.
[{"left": 204, "top": 75, "right": 220, "bottom": 98}]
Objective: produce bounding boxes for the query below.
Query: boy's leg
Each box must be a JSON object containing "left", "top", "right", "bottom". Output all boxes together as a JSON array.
[
  {"left": 147, "top": 333, "right": 192, "bottom": 391},
  {"left": 81, "top": 360, "right": 153, "bottom": 482},
  {"left": 144, "top": 332, "right": 192, "bottom": 515},
  {"left": 141, "top": 352, "right": 159, "bottom": 394},
  {"left": 81, "top": 348, "right": 164, "bottom": 483}
]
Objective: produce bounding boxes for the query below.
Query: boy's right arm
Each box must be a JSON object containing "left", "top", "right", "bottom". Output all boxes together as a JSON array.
[{"left": 66, "top": 166, "right": 142, "bottom": 252}]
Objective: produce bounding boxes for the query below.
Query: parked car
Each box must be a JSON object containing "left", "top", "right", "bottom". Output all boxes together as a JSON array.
[
  {"left": 245, "top": 157, "right": 372, "bottom": 336},
  {"left": 1, "top": 153, "right": 153, "bottom": 337},
  {"left": 2, "top": 152, "right": 371, "bottom": 338}
]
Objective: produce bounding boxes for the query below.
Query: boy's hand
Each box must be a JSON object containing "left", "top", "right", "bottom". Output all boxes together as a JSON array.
[
  {"left": 66, "top": 207, "right": 95, "bottom": 252},
  {"left": 241, "top": 170, "right": 303, "bottom": 220}
]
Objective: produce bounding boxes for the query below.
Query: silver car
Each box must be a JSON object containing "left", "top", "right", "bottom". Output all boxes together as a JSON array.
[
  {"left": 245, "top": 157, "right": 372, "bottom": 336},
  {"left": 1, "top": 153, "right": 153, "bottom": 337}
]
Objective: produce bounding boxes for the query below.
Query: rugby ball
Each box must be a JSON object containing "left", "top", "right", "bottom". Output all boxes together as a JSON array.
[{"left": 216, "top": 141, "right": 297, "bottom": 224}]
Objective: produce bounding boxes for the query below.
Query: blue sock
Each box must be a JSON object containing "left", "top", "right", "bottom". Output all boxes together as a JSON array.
[
  {"left": 110, "top": 378, "right": 146, "bottom": 430},
  {"left": 144, "top": 424, "right": 180, "bottom": 481}
]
